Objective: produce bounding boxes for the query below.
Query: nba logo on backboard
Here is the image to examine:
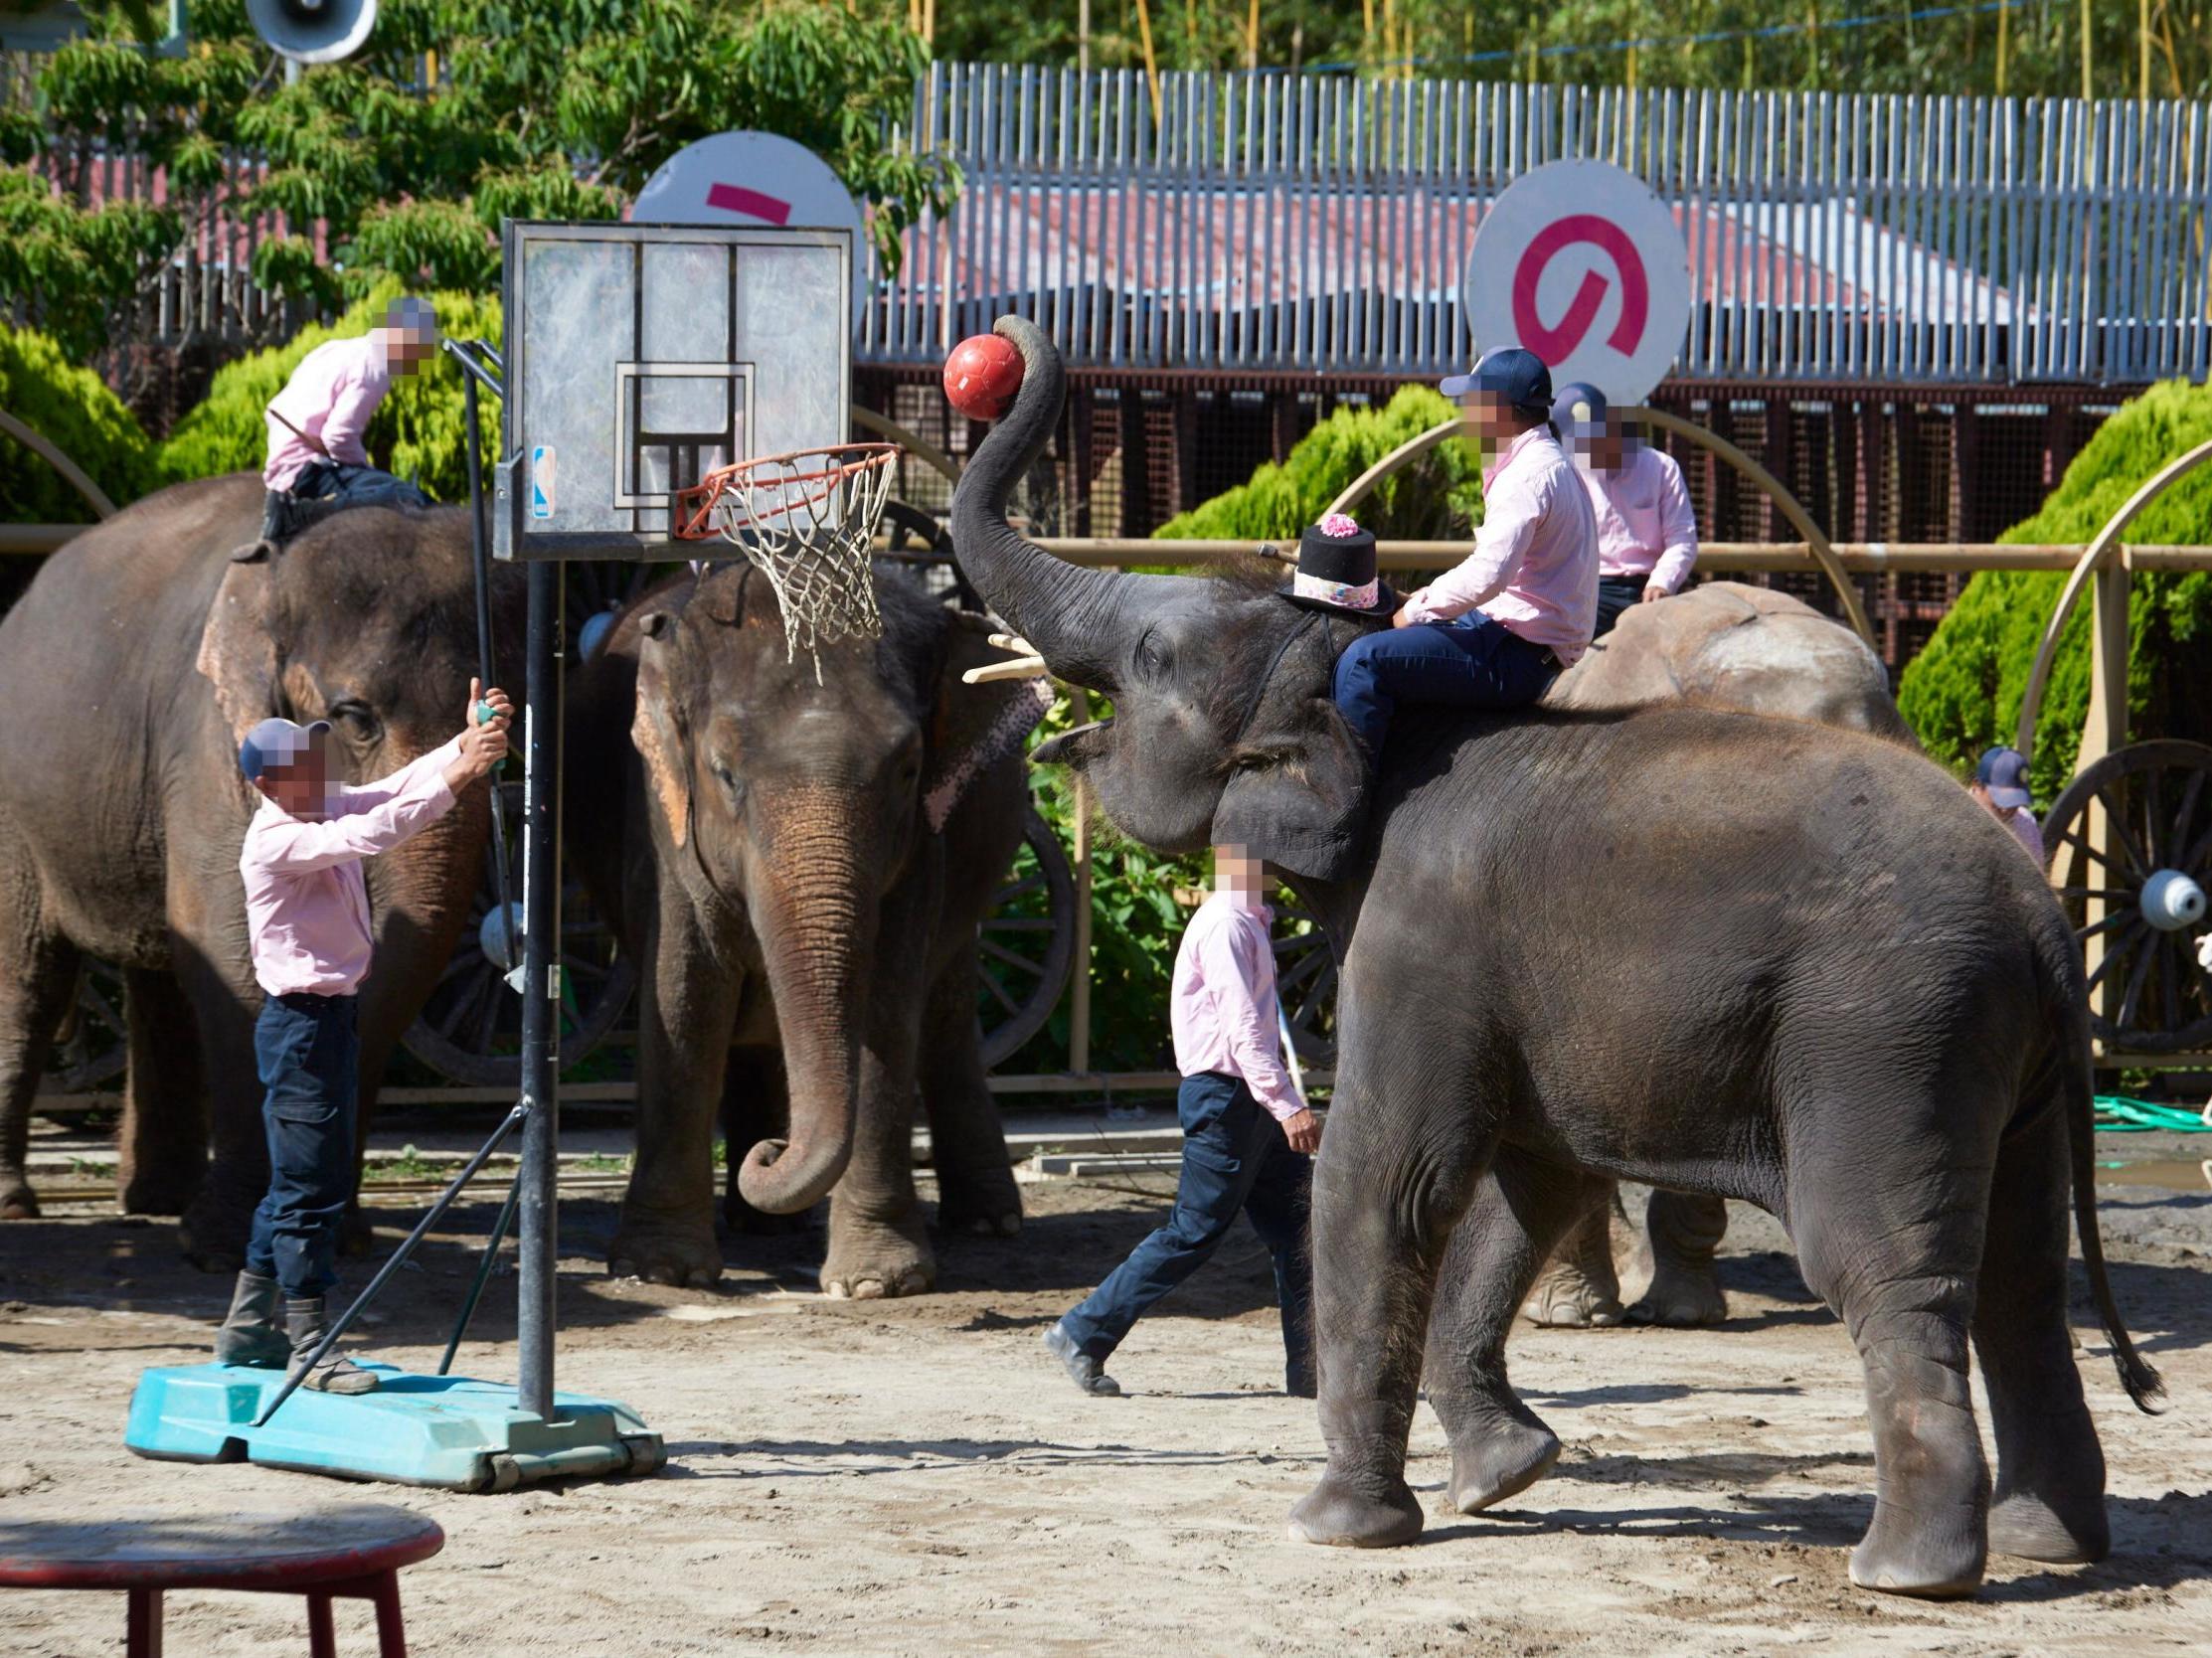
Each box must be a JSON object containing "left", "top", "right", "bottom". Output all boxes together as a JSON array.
[{"left": 530, "top": 445, "right": 556, "bottom": 519}]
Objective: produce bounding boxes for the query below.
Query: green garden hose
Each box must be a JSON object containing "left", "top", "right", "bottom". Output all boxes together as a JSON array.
[{"left": 2094, "top": 1094, "right": 2212, "bottom": 1132}]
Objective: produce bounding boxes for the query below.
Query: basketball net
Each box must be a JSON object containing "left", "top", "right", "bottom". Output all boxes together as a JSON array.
[{"left": 673, "top": 442, "right": 898, "bottom": 678}]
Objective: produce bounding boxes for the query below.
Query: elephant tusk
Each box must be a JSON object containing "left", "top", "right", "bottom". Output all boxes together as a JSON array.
[
  {"left": 962, "top": 655, "right": 1050, "bottom": 685},
  {"left": 987, "top": 631, "right": 1036, "bottom": 655}
]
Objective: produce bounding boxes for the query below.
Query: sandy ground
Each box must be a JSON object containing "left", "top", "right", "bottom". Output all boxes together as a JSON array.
[{"left": 3, "top": 1145, "right": 2211, "bottom": 1658}]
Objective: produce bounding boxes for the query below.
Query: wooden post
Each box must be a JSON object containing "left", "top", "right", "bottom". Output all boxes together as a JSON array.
[
  {"left": 1069, "top": 687, "right": 1095, "bottom": 1077},
  {"left": 2080, "top": 559, "right": 2131, "bottom": 1038}
]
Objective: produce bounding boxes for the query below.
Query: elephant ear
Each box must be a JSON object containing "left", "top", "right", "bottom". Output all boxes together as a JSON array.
[
  {"left": 630, "top": 610, "right": 692, "bottom": 848},
  {"left": 195, "top": 555, "right": 279, "bottom": 747},
  {"left": 921, "top": 611, "right": 1052, "bottom": 835},
  {"left": 1212, "top": 698, "right": 1370, "bottom": 881}
]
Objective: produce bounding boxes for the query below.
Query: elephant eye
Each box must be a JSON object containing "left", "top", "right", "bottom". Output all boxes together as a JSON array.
[
  {"left": 1134, "top": 628, "right": 1167, "bottom": 680},
  {"left": 711, "top": 759, "right": 743, "bottom": 802},
  {"left": 329, "top": 701, "right": 381, "bottom": 744}
]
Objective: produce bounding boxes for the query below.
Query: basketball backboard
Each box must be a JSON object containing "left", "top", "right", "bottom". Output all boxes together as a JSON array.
[{"left": 494, "top": 220, "right": 851, "bottom": 562}]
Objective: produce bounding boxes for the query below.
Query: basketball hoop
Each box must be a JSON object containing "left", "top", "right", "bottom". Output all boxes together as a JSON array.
[{"left": 672, "top": 442, "right": 899, "bottom": 674}]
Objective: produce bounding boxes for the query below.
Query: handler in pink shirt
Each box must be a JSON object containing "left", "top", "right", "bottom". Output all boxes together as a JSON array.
[
  {"left": 1332, "top": 347, "right": 1597, "bottom": 760},
  {"left": 213, "top": 680, "right": 511, "bottom": 1395},
  {"left": 1044, "top": 844, "right": 1319, "bottom": 1399},
  {"left": 1555, "top": 382, "right": 1700, "bottom": 638}
]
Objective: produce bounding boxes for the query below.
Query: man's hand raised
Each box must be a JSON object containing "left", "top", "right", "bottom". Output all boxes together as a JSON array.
[{"left": 444, "top": 678, "right": 511, "bottom": 788}]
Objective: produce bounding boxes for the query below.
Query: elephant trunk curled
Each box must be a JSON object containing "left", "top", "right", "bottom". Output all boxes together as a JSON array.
[{"left": 735, "top": 789, "right": 876, "bottom": 1215}]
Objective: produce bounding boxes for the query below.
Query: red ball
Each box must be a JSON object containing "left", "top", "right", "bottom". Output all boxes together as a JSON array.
[{"left": 942, "top": 332, "right": 1025, "bottom": 421}]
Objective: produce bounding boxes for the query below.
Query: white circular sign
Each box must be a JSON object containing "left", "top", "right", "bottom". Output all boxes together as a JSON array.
[
  {"left": 1461, "top": 160, "right": 1690, "bottom": 407},
  {"left": 631, "top": 131, "right": 867, "bottom": 331}
]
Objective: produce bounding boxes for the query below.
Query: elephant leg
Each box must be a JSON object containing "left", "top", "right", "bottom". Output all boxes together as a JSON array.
[
  {"left": 720, "top": 1046, "right": 807, "bottom": 1237},
  {"left": 1519, "top": 1188, "right": 1622, "bottom": 1327},
  {"left": 820, "top": 967, "right": 933, "bottom": 1300},
  {"left": 919, "top": 953, "right": 1021, "bottom": 1240},
  {"left": 1974, "top": 1076, "right": 2109, "bottom": 1565},
  {"left": 1626, "top": 1189, "right": 1730, "bottom": 1327},
  {"left": 1287, "top": 1078, "right": 1482, "bottom": 1551},
  {"left": 1430, "top": 1153, "right": 1614, "bottom": 1513},
  {"left": 1792, "top": 1119, "right": 1993, "bottom": 1598},
  {"left": 610, "top": 905, "right": 739, "bottom": 1288},
  {"left": 115, "top": 967, "right": 208, "bottom": 1217},
  {"left": 171, "top": 939, "right": 268, "bottom": 1272},
  {"left": 0, "top": 920, "right": 79, "bottom": 1222}
]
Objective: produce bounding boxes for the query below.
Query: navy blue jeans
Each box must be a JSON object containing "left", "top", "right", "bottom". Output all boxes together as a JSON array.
[
  {"left": 244, "top": 992, "right": 360, "bottom": 1299},
  {"left": 261, "top": 461, "right": 430, "bottom": 544},
  {"left": 1060, "top": 1073, "right": 1314, "bottom": 1383},
  {"left": 1593, "top": 575, "right": 1649, "bottom": 639},
  {"left": 1332, "top": 613, "right": 1560, "bottom": 758}
]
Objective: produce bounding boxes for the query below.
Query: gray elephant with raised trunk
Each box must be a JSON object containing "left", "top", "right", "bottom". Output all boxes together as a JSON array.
[
  {"left": 952, "top": 316, "right": 2159, "bottom": 1598},
  {"left": 0, "top": 476, "right": 518, "bottom": 1262},
  {"left": 566, "top": 564, "right": 1032, "bottom": 1297},
  {"left": 1524, "top": 581, "right": 1920, "bottom": 1329}
]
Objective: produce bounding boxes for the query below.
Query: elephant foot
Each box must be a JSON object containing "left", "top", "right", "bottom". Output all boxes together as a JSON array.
[
  {"left": 1848, "top": 1517, "right": 1986, "bottom": 1599},
  {"left": 1521, "top": 1256, "right": 1623, "bottom": 1328},
  {"left": 1286, "top": 1473, "right": 1425, "bottom": 1549},
  {"left": 934, "top": 1161, "right": 1023, "bottom": 1239},
  {"left": 1626, "top": 1258, "right": 1728, "bottom": 1327},
  {"left": 0, "top": 1176, "right": 39, "bottom": 1222},
  {"left": 116, "top": 1160, "right": 200, "bottom": 1218},
  {"left": 608, "top": 1215, "right": 725, "bottom": 1288},
  {"left": 177, "top": 1195, "right": 252, "bottom": 1273},
  {"left": 820, "top": 1214, "right": 936, "bottom": 1300},
  {"left": 1446, "top": 1418, "right": 1561, "bottom": 1514},
  {"left": 1989, "top": 1491, "right": 2109, "bottom": 1565}
]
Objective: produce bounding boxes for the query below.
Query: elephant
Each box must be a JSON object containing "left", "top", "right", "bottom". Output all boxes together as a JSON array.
[
  {"left": 951, "top": 317, "right": 2160, "bottom": 1598},
  {"left": 0, "top": 475, "right": 518, "bottom": 1263},
  {"left": 565, "top": 562, "right": 1034, "bottom": 1296},
  {"left": 1523, "top": 581, "right": 1921, "bottom": 1330}
]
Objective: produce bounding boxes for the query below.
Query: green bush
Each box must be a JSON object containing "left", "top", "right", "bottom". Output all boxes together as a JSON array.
[
  {"left": 1156, "top": 385, "right": 1484, "bottom": 543},
  {"left": 1898, "top": 381, "right": 2212, "bottom": 802},
  {"left": 0, "top": 323, "right": 165, "bottom": 523},
  {"left": 160, "top": 281, "right": 504, "bottom": 502}
]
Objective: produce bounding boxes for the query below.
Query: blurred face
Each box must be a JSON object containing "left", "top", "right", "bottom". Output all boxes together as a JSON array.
[
  {"left": 255, "top": 743, "right": 330, "bottom": 818},
  {"left": 1214, "top": 843, "right": 1265, "bottom": 897},
  {"left": 1458, "top": 393, "right": 1518, "bottom": 450}
]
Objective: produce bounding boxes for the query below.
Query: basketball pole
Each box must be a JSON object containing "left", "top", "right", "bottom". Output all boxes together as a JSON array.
[{"left": 516, "top": 556, "right": 562, "bottom": 1421}]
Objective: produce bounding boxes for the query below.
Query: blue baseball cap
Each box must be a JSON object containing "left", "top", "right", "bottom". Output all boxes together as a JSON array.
[
  {"left": 1975, "top": 746, "right": 2033, "bottom": 810},
  {"left": 1440, "top": 347, "right": 1554, "bottom": 415},
  {"left": 240, "top": 717, "right": 330, "bottom": 781},
  {"left": 1553, "top": 381, "right": 1609, "bottom": 441}
]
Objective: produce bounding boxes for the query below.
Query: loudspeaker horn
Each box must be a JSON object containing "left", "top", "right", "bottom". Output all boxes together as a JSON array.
[{"left": 247, "top": 0, "right": 378, "bottom": 65}]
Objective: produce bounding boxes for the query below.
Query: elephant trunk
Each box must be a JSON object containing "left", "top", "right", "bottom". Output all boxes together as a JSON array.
[
  {"left": 948, "top": 317, "right": 1181, "bottom": 689},
  {"left": 735, "top": 791, "right": 875, "bottom": 1216}
]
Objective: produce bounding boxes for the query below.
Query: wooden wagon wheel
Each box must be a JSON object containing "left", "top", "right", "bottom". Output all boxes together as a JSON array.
[
  {"left": 44, "top": 961, "right": 127, "bottom": 1093},
  {"left": 402, "top": 783, "right": 636, "bottom": 1087},
  {"left": 2042, "top": 740, "right": 2212, "bottom": 1054},
  {"left": 1272, "top": 895, "right": 1340, "bottom": 1066},
  {"left": 976, "top": 807, "right": 1078, "bottom": 1069}
]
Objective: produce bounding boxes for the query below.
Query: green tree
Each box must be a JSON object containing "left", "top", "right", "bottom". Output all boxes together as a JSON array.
[
  {"left": 3, "top": 0, "right": 953, "bottom": 362},
  {"left": 1897, "top": 380, "right": 2212, "bottom": 803}
]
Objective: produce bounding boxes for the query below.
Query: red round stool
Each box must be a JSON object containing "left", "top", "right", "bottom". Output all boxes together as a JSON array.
[{"left": 0, "top": 1503, "right": 444, "bottom": 1657}]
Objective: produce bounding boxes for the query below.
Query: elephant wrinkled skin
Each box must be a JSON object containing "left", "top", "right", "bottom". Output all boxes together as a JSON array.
[
  {"left": 0, "top": 474, "right": 517, "bottom": 1262},
  {"left": 567, "top": 566, "right": 1031, "bottom": 1296},
  {"left": 950, "top": 315, "right": 2161, "bottom": 1599}
]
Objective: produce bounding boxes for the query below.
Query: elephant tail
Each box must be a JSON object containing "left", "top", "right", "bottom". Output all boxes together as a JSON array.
[{"left": 2044, "top": 920, "right": 2165, "bottom": 1413}]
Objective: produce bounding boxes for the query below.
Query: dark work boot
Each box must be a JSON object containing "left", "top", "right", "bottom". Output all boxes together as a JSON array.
[
  {"left": 214, "top": 1270, "right": 289, "bottom": 1368},
  {"left": 282, "top": 1296, "right": 379, "bottom": 1396},
  {"left": 1042, "top": 1320, "right": 1120, "bottom": 1397}
]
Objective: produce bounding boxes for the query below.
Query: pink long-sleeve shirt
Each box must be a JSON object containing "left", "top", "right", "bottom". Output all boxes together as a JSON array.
[
  {"left": 1169, "top": 891, "right": 1301, "bottom": 1123},
  {"left": 262, "top": 335, "right": 394, "bottom": 491},
  {"left": 240, "top": 736, "right": 465, "bottom": 998},
  {"left": 1401, "top": 425, "right": 1599, "bottom": 665},
  {"left": 1583, "top": 444, "right": 1701, "bottom": 593}
]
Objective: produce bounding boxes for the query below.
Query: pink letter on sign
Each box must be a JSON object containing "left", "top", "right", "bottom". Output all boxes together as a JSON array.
[
  {"left": 1509, "top": 215, "right": 1650, "bottom": 364},
  {"left": 706, "top": 184, "right": 793, "bottom": 225}
]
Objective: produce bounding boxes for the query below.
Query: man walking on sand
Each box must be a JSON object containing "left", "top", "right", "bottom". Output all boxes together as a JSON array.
[{"left": 1042, "top": 844, "right": 1320, "bottom": 1399}]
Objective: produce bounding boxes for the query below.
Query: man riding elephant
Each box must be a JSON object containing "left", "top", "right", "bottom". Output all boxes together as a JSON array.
[
  {"left": 0, "top": 476, "right": 519, "bottom": 1263},
  {"left": 566, "top": 563, "right": 1039, "bottom": 1296},
  {"left": 951, "top": 316, "right": 2158, "bottom": 1599}
]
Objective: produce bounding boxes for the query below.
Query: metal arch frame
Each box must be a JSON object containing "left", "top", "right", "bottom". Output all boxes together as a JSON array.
[
  {"left": 850, "top": 404, "right": 960, "bottom": 487},
  {"left": 1324, "top": 407, "right": 1879, "bottom": 650},
  {"left": 0, "top": 411, "right": 116, "bottom": 520},
  {"left": 2012, "top": 435, "right": 2212, "bottom": 762}
]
